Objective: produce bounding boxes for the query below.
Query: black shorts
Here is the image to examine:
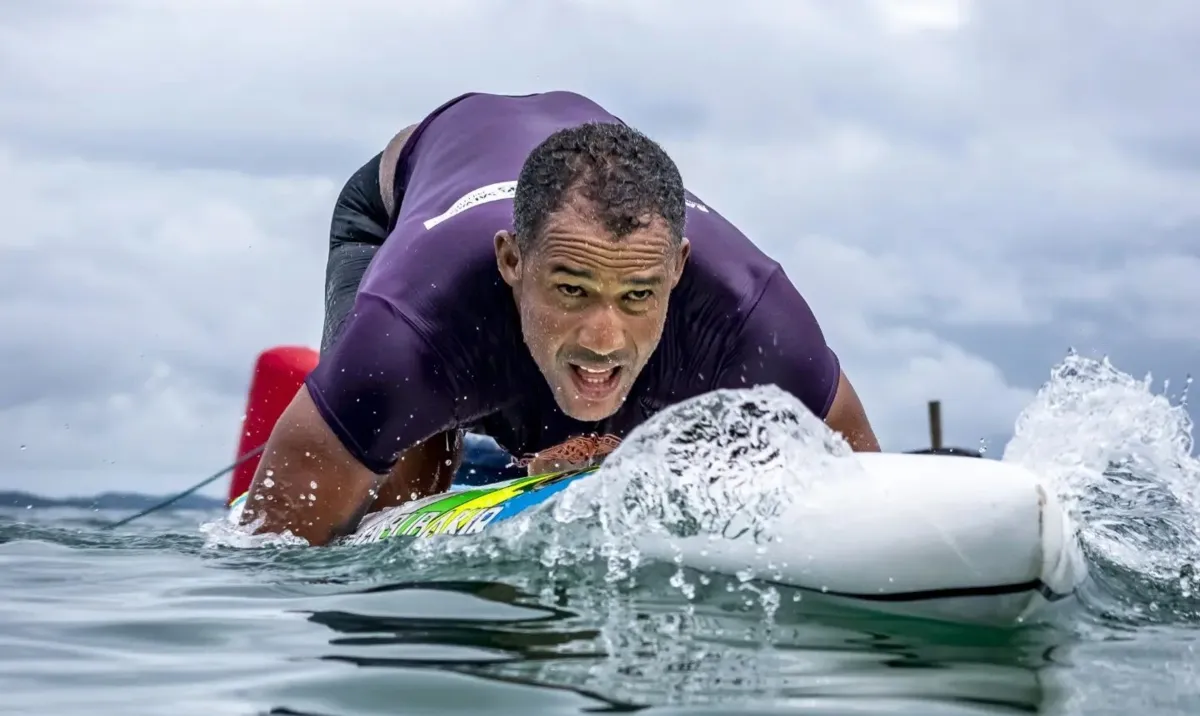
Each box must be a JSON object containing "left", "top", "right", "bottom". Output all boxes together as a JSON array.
[{"left": 321, "top": 151, "right": 393, "bottom": 354}]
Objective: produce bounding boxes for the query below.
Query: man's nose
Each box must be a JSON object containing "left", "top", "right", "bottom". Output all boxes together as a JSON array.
[{"left": 576, "top": 304, "right": 626, "bottom": 358}]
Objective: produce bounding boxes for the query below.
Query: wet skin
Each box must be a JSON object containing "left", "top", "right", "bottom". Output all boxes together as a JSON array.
[{"left": 494, "top": 203, "right": 690, "bottom": 422}]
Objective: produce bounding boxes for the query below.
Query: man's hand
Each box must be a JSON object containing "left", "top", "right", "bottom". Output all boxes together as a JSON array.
[
  {"left": 522, "top": 433, "right": 621, "bottom": 475},
  {"left": 824, "top": 370, "right": 881, "bottom": 452},
  {"left": 239, "top": 386, "right": 460, "bottom": 545}
]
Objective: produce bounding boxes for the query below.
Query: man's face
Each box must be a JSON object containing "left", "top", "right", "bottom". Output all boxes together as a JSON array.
[{"left": 496, "top": 206, "right": 690, "bottom": 422}]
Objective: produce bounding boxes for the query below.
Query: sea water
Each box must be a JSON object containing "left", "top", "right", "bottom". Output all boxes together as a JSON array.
[{"left": 2, "top": 352, "right": 1199, "bottom": 715}]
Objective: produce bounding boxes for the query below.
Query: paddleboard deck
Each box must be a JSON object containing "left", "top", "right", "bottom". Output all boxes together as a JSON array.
[{"left": 226, "top": 453, "right": 1088, "bottom": 627}]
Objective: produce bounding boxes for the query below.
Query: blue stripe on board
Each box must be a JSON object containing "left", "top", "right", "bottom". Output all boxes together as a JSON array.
[{"left": 489, "top": 470, "right": 596, "bottom": 524}]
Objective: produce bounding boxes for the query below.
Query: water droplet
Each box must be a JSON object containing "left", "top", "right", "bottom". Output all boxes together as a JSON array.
[
  {"left": 262, "top": 478, "right": 275, "bottom": 488},
  {"left": 309, "top": 481, "right": 318, "bottom": 490},
  {"left": 19, "top": 445, "right": 26, "bottom": 451}
]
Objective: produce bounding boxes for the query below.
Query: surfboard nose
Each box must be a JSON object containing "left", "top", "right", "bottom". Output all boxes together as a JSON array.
[{"left": 636, "top": 453, "right": 1088, "bottom": 626}]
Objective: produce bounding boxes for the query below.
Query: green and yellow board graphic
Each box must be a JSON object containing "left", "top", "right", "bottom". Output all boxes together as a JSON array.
[{"left": 228, "top": 466, "right": 598, "bottom": 543}]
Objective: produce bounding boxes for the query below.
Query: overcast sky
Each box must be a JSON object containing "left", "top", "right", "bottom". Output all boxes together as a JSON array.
[{"left": 2, "top": 0, "right": 1198, "bottom": 497}]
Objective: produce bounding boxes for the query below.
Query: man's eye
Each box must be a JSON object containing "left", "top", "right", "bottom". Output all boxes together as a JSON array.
[
  {"left": 625, "top": 289, "right": 653, "bottom": 302},
  {"left": 557, "top": 284, "right": 585, "bottom": 297}
]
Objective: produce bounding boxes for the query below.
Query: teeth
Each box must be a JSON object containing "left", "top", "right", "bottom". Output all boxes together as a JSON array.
[{"left": 574, "top": 365, "right": 615, "bottom": 384}]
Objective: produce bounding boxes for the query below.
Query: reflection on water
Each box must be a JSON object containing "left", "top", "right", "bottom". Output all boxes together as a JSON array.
[
  {"left": 295, "top": 577, "right": 1069, "bottom": 714},
  {"left": 298, "top": 580, "right": 636, "bottom": 712}
]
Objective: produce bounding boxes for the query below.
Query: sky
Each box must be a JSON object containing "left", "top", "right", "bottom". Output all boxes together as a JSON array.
[{"left": 1, "top": 0, "right": 1198, "bottom": 497}]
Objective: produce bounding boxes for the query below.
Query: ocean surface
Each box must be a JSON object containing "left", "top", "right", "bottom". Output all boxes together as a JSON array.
[{"left": 3, "top": 354, "right": 1199, "bottom": 716}]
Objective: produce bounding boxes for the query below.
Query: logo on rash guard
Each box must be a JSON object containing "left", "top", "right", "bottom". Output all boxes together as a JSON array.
[{"left": 423, "top": 181, "right": 517, "bottom": 230}]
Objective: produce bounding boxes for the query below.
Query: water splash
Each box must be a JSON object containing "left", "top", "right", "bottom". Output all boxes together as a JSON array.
[
  {"left": 546, "top": 385, "right": 859, "bottom": 579},
  {"left": 1003, "top": 352, "right": 1200, "bottom": 586},
  {"left": 198, "top": 505, "right": 308, "bottom": 550}
]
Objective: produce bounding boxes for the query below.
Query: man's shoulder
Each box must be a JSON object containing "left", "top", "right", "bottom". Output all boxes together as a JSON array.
[
  {"left": 644, "top": 194, "right": 825, "bottom": 402},
  {"left": 674, "top": 192, "right": 786, "bottom": 322},
  {"left": 362, "top": 192, "right": 511, "bottom": 313}
]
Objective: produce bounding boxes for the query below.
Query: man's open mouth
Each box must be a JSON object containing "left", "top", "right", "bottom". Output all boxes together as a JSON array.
[{"left": 568, "top": 363, "right": 622, "bottom": 399}]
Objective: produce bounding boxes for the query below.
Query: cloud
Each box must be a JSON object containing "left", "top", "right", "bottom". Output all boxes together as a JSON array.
[
  {"left": 0, "top": 147, "right": 331, "bottom": 495},
  {"left": 1, "top": 0, "right": 1197, "bottom": 495}
]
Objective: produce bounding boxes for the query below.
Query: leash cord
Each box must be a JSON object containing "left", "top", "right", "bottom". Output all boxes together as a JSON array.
[{"left": 104, "top": 444, "right": 266, "bottom": 529}]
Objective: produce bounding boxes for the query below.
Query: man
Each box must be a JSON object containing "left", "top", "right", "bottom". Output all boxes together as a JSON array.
[{"left": 241, "top": 90, "right": 880, "bottom": 546}]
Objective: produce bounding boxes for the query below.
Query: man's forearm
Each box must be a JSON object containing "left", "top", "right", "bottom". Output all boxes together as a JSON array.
[
  {"left": 240, "top": 437, "right": 384, "bottom": 545},
  {"left": 238, "top": 386, "right": 386, "bottom": 545},
  {"left": 825, "top": 370, "right": 881, "bottom": 452},
  {"left": 841, "top": 425, "right": 881, "bottom": 452},
  {"left": 364, "top": 430, "right": 463, "bottom": 512}
]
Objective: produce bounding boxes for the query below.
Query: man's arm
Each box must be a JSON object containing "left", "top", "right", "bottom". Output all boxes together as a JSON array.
[
  {"left": 239, "top": 385, "right": 385, "bottom": 544},
  {"left": 239, "top": 292, "right": 463, "bottom": 545},
  {"left": 364, "top": 428, "right": 462, "bottom": 512},
  {"left": 237, "top": 386, "right": 461, "bottom": 545},
  {"left": 824, "top": 369, "right": 881, "bottom": 452}
]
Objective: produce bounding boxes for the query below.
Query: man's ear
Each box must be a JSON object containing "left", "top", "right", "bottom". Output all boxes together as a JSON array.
[
  {"left": 671, "top": 237, "right": 691, "bottom": 288},
  {"left": 494, "top": 230, "right": 522, "bottom": 287}
]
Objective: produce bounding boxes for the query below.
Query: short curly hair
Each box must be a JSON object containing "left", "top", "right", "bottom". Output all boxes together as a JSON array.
[{"left": 512, "top": 121, "right": 687, "bottom": 253}]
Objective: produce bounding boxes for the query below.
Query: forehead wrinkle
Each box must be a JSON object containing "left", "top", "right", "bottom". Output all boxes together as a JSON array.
[{"left": 544, "top": 237, "right": 671, "bottom": 273}]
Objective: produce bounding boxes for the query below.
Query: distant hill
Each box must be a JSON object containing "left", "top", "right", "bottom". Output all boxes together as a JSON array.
[{"left": 0, "top": 490, "right": 225, "bottom": 511}]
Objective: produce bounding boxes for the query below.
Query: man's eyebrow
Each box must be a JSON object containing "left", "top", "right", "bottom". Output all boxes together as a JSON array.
[
  {"left": 625, "top": 275, "right": 664, "bottom": 287},
  {"left": 549, "top": 264, "right": 594, "bottom": 280},
  {"left": 549, "top": 264, "right": 664, "bottom": 287}
]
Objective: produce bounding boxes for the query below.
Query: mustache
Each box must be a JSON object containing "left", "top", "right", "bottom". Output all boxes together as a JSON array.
[{"left": 562, "top": 349, "right": 631, "bottom": 367}]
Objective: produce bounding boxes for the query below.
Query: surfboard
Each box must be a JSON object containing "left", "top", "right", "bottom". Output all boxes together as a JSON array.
[{"left": 226, "top": 452, "right": 1088, "bottom": 627}]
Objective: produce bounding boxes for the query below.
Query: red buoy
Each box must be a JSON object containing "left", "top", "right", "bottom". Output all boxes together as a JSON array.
[{"left": 228, "top": 345, "right": 319, "bottom": 503}]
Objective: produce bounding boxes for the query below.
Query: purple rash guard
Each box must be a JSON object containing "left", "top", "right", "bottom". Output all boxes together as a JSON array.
[{"left": 306, "top": 91, "right": 841, "bottom": 474}]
